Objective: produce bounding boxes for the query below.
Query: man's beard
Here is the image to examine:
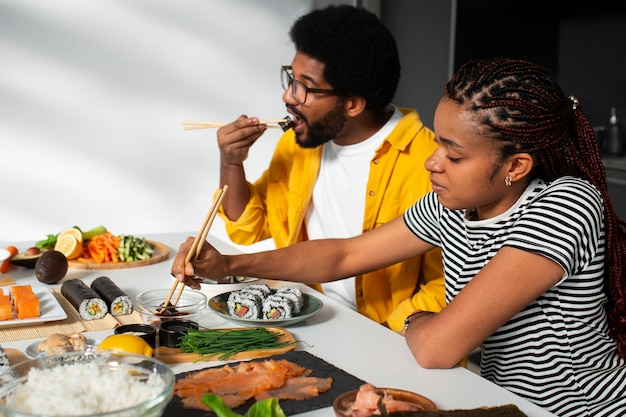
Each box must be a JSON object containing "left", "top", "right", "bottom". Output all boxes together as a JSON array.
[{"left": 295, "top": 101, "right": 347, "bottom": 149}]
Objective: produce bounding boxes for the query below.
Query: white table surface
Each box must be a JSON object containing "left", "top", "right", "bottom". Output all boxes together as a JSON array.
[{"left": 0, "top": 231, "right": 556, "bottom": 417}]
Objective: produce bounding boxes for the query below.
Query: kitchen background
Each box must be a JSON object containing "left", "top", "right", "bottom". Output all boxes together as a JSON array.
[{"left": 2, "top": 0, "right": 625, "bottom": 250}]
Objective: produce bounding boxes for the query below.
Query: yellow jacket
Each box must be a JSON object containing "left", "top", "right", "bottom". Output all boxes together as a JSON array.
[{"left": 217, "top": 108, "right": 445, "bottom": 331}]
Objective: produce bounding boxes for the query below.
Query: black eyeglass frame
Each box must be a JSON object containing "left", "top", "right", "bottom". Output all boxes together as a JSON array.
[{"left": 281, "top": 66, "right": 339, "bottom": 104}]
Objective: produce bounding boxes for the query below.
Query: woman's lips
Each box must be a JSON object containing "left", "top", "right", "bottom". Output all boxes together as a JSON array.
[{"left": 430, "top": 179, "right": 445, "bottom": 193}]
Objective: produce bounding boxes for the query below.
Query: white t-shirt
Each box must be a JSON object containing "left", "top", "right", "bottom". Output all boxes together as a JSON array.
[{"left": 305, "top": 107, "right": 403, "bottom": 310}]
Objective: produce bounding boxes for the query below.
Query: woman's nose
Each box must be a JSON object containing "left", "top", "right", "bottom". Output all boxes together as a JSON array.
[{"left": 425, "top": 157, "right": 442, "bottom": 172}]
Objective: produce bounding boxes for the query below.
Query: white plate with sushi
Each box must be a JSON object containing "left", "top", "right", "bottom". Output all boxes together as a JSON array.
[
  {"left": 0, "top": 285, "right": 67, "bottom": 329},
  {"left": 208, "top": 288, "right": 323, "bottom": 327}
]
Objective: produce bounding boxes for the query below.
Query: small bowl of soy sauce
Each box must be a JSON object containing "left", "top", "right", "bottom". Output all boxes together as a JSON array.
[
  {"left": 158, "top": 319, "right": 199, "bottom": 348},
  {"left": 135, "top": 288, "right": 207, "bottom": 329},
  {"left": 115, "top": 323, "right": 157, "bottom": 349}
]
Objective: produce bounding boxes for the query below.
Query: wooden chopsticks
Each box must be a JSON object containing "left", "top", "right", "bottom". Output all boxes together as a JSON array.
[
  {"left": 181, "top": 119, "right": 289, "bottom": 131},
  {"left": 0, "top": 277, "right": 16, "bottom": 287},
  {"left": 159, "top": 185, "right": 229, "bottom": 312}
]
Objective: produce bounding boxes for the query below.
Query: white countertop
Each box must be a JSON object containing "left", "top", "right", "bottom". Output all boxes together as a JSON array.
[{"left": 0, "top": 231, "right": 556, "bottom": 416}]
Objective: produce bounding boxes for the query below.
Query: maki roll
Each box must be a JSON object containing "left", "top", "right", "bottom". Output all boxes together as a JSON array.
[
  {"left": 262, "top": 294, "right": 294, "bottom": 320},
  {"left": 276, "top": 286, "right": 304, "bottom": 314},
  {"left": 240, "top": 283, "right": 272, "bottom": 299},
  {"left": 61, "top": 279, "right": 108, "bottom": 320},
  {"left": 91, "top": 276, "right": 133, "bottom": 316},
  {"left": 0, "top": 345, "right": 10, "bottom": 372},
  {"left": 227, "top": 291, "right": 262, "bottom": 319}
]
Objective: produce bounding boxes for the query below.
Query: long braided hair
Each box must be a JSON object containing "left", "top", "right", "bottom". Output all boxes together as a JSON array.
[{"left": 445, "top": 58, "right": 626, "bottom": 357}]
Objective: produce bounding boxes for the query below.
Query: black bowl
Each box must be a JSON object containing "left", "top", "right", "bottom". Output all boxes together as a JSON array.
[
  {"left": 158, "top": 320, "right": 198, "bottom": 348},
  {"left": 114, "top": 323, "right": 157, "bottom": 349}
]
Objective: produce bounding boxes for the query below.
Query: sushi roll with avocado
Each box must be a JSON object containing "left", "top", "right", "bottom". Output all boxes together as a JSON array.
[
  {"left": 262, "top": 294, "right": 295, "bottom": 320},
  {"left": 227, "top": 291, "right": 262, "bottom": 319},
  {"left": 91, "top": 276, "right": 132, "bottom": 316},
  {"left": 276, "top": 286, "right": 304, "bottom": 313},
  {"left": 0, "top": 345, "right": 10, "bottom": 372},
  {"left": 240, "top": 283, "right": 272, "bottom": 299},
  {"left": 61, "top": 279, "right": 108, "bottom": 321}
]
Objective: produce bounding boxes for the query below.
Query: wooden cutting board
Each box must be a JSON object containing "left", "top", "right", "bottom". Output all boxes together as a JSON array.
[
  {"left": 155, "top": 327, "right": 296, "bottom": 363},
  {"left": 68, "top": 241, "right": 170, "bottom": 270}
]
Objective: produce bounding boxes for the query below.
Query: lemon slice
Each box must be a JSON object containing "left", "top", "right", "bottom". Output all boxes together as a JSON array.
[
  {"left": 97, "top": 334, "right": 154, "bottom": 357},
  {"left": 54, "top": 235, "right": 82, "bottom": 260},
  {"left": 58, "top": 228, "right": 83, "bottom": 245}
]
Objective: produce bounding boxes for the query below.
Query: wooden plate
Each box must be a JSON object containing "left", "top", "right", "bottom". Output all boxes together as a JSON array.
[
  {"left": 333, "top": 387, "right": 437, "bottom": 417},
  {"left": 68, "top": 241, "right": 169, "bottom": 270},
  {"left": 155, "top": 326, "right": 295, "bottom": 363}
]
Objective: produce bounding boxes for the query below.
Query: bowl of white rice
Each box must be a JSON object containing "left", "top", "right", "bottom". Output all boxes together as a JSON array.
[{"left": 0, "top": 349, "right": 174, "bottom": 417}]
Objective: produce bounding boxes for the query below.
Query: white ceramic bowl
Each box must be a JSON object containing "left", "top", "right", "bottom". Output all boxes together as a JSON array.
[
  {"left": 135, "top": 288, "right": 208, "bottom": 328},
  {"left": 0, "top": 349, "right": 174, "bottom": 417}
]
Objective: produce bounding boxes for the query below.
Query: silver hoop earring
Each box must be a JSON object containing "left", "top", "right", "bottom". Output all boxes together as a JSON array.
[{"left": 505, "top": 176, "right": 512, "bottom": 187}]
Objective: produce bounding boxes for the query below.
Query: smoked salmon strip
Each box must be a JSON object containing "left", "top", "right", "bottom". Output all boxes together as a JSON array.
[{"left": 174, "top": 358, "right": 333, "bottom": 410}]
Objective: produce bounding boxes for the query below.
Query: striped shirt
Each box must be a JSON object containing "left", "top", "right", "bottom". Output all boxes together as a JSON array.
[{"left": 404, "top": 177, "right": 626, "bottom": 417}]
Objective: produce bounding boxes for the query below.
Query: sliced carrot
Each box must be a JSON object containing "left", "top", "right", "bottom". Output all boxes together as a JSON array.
[
  {"left": 1, "top": 246, "right": 19, "bottom": 274},
  {"left": 81, "top": 233, "right": 121, "bottom": 264}
]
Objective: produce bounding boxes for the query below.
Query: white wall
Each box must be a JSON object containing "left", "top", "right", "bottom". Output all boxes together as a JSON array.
[{"left": 0, "top": 0, "right": 314, "bottom": 252}]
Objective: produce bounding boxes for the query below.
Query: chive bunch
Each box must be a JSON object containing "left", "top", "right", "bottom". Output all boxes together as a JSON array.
[{"left": 178, "top": 327, "right": 296, "bottom": 360}]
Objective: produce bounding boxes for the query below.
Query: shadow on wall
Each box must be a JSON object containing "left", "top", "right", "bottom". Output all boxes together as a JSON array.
[{"left": 0, "top": 0, "right": 311, "bottom": 250}]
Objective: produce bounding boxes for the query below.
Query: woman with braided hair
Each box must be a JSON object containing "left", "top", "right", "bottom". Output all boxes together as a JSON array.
[{"left": 173, "top": 58, "right": 626, "bottom": 416}]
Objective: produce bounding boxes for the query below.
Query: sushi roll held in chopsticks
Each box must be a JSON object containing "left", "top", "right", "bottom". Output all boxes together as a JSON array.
[
  {"left": 61, "top": 279, "right": 108, "bottom": 320},
  {"left": 91, "top": 276, "right": 133, "bottom": 316}
]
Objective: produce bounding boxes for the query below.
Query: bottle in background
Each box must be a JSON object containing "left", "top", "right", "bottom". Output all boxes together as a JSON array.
[{"left": 606, "top": 107, "right": 624, "bottom": 156}]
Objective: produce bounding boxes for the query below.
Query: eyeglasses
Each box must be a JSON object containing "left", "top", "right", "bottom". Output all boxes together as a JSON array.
[{"left": 281, "top": 66, "right": 338, "bottom": 105}]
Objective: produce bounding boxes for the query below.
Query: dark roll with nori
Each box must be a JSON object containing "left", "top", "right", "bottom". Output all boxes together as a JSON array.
[
  {"left": 377, "top": 405, "right": 528, "bottom": 417},
  {"left": 91, "top": 276, "right": 133, "bottom": 316},
  {"left": 61, "top": 279, "right": 108, "bottom": 320}
]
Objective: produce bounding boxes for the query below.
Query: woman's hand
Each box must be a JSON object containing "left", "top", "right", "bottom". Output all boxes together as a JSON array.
[{"left": 171, "top": 237, "right": 227, "bottom": 290}]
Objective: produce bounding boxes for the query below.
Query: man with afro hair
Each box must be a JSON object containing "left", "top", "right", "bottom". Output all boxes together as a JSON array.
[{"left": 214, "top": 5, "right": 444, "bottom": 331}]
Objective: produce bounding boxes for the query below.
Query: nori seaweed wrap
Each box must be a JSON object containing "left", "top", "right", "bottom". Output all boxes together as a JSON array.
[
  {"left": 262, "top": 294, "right": 294, "bottom": 319},
  {"left": 61, "top": 279, "right": 107, "bottom": 320},
  {"left": 227, "top": 291, "right": 262, "bottom": 319},
  {"left": 91, "top": 276, "right": 133, "bottom": 316},
  {"left": 276, "top": 286, "right": 304, "bottom": 313}
]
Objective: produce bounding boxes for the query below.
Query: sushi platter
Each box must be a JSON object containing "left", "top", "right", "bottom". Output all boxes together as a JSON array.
[
  {"left": 67, "top": 240, "right": 170, "bottom": 270},
  {"left": 209, "top": 290, "right": 323, "bottom": 327},
  {"left": 155, "top": 326, "right": 296, "bottom": 363},
  {"left": 0, "top": 285, "right": 67, "bottom": 329}
]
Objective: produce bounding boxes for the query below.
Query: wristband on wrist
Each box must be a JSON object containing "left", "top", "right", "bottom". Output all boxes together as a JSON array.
[{"left": 403, "top": 310, "right": 434, "bottom": 330}]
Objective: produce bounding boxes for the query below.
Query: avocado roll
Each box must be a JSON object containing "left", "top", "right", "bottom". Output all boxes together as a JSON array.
[
  {"left": 276, "top": 286, "right": 304, "bottom": 313},
  {"left": 0, "top": 345, "right": 10, "bottom": 372},
  {"left": 241, "top": 283, "right": 272, "bottom": 298},
  {"left": 91, "top": 276, "right": 133, "bottom": 316},
  {"left": 61, "top": 279, "right": 108, "bottom": 321},
  {"left": 262, "top": 294, "right": 294, "bottom": 320},
  {"left": 227, "top": 291, "right": 262, "bottom": 319}
]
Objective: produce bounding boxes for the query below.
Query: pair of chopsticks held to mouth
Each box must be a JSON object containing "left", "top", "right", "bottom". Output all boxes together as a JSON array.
[
  {"left": 160, "top": 185, "right": 228, "bottom": 313},
  {"left": 181, "top": 116, "right": 294, "bottom": 132}
]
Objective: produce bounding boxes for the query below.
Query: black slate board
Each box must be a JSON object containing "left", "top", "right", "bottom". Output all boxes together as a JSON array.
[{"left": 165, "top": 350, "right": 367, "bottom": 416}]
